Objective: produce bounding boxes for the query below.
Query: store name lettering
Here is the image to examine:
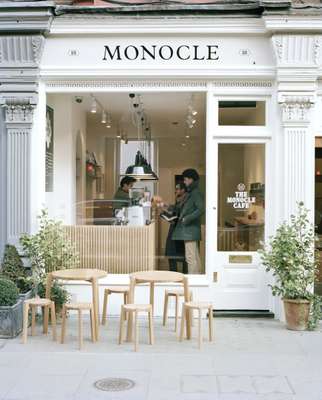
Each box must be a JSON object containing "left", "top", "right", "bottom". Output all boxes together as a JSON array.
[
  {"left": 227, "top": 191, "right": 256, "bottom": 209},
  {"left": 102, "top": 44, "right": 219, "bottom": 62}
]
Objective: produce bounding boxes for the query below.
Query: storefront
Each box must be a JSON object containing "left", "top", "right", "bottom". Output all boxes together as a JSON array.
[{"left": 1, "top": 1, "right": 322, "bottom": 319}]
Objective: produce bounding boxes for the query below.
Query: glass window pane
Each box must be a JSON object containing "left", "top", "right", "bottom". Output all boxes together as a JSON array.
[
  {"left": 217, "top": 143, "right": 265, "bottom": 252},
  {"left": 219, "top": 101, "right": 265, "bottom": 126}
]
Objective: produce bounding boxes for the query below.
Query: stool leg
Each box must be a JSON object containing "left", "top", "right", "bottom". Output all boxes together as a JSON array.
[
  {"left": 118, "top": 306, "right": 125, "bottom": 345},
  {"left": 190, "top": 292, "right": 194, "bottom": 327},
  {"left": 134, "top": 311, "right": 139, "bottom": 352},
  {"left": 179, "top": 304, "right": 186, "bottom": 342},
  {"left": 208, "top": 306, "right": 213, "bottom": 342},
  {"left": 43, "top": 302, "right": 49, "bottom": 334},
  {"left": 175, "top": 295, "right": 179, "bottom": 333},
  {"left": 148, "top": 309, "right": 154, "bottom": 345},
  {"left": 31, "top": 305, "right": 36, "bottom": 336},
  {"left": 90, "top": 307, "right": 95, "bottom": 343},
  {"left": 150, "top": 282, "right": 155, "bottom": 316},
  {"left": 78, "top": 309, "right": 83, "bottom": 350},
  {"left": 102, "top": 290, "right": 108, "bottom": 326},
  {"left": 123, "top": 293, "right": 127, "bottom": 321},
  {"left": 22, "top": 303, "right": 29, "bottom": 344},
  {"left": 61, "top": 305, "right": 67, "bottom": 344},
  {"left": 198, "top": 309, "right": 202, "bottom": 350},
  {"left": 50, "top": 303, "right": 57, "bottom": 341},
  {"left": 163, "top": 292, "right": 169, "bottom": 326}
]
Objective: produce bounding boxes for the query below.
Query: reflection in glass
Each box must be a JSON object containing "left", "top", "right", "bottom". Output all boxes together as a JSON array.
[{"left": 217, "top": 144, "right": 265, "bottom": 252}]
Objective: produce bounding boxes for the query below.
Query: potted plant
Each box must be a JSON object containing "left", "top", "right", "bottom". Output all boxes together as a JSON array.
[
  {"left": 259, "top": 202, "right": 322, "bottom": 330},
  {"left": 1, "top": 244, "right": 33, "bottom": 300},
  {"left": 20, "top": 209, "right": 79, "bottom": 312},
  {"left": 0, "top": 278, "right": 22, "bottom": 338}
]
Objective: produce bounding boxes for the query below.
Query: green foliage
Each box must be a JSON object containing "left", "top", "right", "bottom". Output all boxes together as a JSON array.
[
  {"left": 20, "top": 209, "right": 79, "bottom": 292},
  {"left": 37, "top": 280, "right": 70, "bottom": 314},
  {"left": 0, "top": 244, "right": 32, "bottom": 293},
  {"left": 259, "top": 202, "right": 322, "bottom": 330},
  {"left": 0, "top": 278, "right": 19, "bottom": 307}
]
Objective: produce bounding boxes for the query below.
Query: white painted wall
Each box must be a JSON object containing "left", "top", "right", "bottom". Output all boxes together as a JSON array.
[{"left": 46, "top": 95, "right": 86, "bottom": 224}]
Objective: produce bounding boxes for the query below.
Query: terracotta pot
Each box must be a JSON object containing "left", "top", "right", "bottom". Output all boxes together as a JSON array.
[{"left": 283, "top": 299, "right": 310, "bottom": 331}]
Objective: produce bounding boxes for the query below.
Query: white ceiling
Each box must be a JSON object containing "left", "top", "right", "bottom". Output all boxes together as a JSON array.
[{"left": 79, "top": 92, "right": 206, "bottom": 140}]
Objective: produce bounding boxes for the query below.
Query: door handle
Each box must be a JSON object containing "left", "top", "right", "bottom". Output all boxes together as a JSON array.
[{"left": 213, "top": 206, "right": 217, "bottom": 210}]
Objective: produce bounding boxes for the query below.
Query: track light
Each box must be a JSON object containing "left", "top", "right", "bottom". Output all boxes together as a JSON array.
[
  {"left": 91, "top": 98, "right": 97, "bottom": 114},
  {"left": 101, "top": 110, "right": 107, "bottom": 124},
  {"left": 188, "top": 105, "right": 198, "bottom": 116}
]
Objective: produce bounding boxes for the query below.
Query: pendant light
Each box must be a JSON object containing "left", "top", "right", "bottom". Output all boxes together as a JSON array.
[{"left": 124, "top": 93, "right": 158, "bottom": 181}]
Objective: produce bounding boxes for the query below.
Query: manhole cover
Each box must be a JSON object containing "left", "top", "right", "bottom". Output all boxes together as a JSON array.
[{"left": 94, "top": 378, "right": 135, "bottom": 392}]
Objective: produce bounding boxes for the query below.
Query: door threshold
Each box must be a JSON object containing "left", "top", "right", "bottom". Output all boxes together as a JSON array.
[{"left": 212, "top": 310, "right": 275, "bottom": 318}]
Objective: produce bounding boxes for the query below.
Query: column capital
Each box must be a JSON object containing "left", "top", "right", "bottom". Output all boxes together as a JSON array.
[
  {"left": 278, "top": 93, "right": 315, "bottom": 125},
  {"left": 1, "top": 96, "right": 37, "bottom": 125}
]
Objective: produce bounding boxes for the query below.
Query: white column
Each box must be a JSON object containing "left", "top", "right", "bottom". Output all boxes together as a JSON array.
[
  {"left": 2, "top": 99, "right": 36, "bottom": 245},
  {"left": 279, "top": 95, "right": 315, "bottom": 219}
]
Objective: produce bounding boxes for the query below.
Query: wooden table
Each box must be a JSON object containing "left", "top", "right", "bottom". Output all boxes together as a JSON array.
[
  {"left": 126, "top": 270, "right": 191, "bottom": 341},
  {"left": 45, "top": 268, "right": 107, "bottom": 341}
]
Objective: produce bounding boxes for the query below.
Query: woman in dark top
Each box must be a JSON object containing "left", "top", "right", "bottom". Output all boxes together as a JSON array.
[{"left": 165, "top": 183, "right": 188, "bottom": 273}]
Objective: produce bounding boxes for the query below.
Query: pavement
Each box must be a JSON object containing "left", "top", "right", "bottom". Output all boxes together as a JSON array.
[{"left": 0, "top": 316, "right": 321, "bottom": 400}]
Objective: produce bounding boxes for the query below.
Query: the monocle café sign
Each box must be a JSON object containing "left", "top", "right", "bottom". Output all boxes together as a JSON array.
[{"left": 102, "top": 44, "right": 219, "bottom": 62}]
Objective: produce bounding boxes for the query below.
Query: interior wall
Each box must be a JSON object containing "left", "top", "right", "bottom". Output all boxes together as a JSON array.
[{"left": 46, "top": 94, "right": 86, "bottom": 224}]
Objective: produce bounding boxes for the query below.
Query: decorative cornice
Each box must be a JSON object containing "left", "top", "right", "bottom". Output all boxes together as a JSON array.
[
  {"left": 0, "top": 35, "right": 45, "bottom": 66},
  {"left": 273, "top": 34, "right": 321, "bottom": 66}
]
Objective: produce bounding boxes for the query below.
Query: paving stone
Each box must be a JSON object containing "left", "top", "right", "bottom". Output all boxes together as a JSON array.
[
  {"left": 181, "top": 375, "right": 217, "bottom": 393},
  {"left": 252, "top": 376, "right": 293, "bottom": 395},
  {"left": 217, "top": 375, "right": 256, "bottom": 394}
]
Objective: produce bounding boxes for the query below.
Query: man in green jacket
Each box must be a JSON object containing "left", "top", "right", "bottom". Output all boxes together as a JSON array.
[
  {"left": 172, "top": 169, "right": 204, "bottom": 274},
  {"left": 113, "top": 176, "right": 136, "bottom": 211}
]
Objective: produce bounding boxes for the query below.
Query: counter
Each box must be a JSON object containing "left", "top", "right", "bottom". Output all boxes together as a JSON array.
[{"left": 63, "top": 223, "right": 156, "bottom": 274}]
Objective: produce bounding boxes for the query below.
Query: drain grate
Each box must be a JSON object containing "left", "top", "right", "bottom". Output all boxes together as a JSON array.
[{"left": 94, "top": 378, "right": 135, "bottom": 392}]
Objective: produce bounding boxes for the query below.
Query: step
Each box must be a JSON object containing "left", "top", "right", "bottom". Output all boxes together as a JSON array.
[{"left": 212, "top": 310, "right": 275, "bottom": 318}]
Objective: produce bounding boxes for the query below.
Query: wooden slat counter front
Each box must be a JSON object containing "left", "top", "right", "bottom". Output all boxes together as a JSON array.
[{"left": 63, "top": 223, "right": 156, "bottom": 273}]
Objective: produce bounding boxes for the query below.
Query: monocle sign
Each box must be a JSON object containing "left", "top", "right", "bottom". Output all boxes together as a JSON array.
[
  {"left": 102, "top": 44, "right": 219, "bottom": 62},
  {"left": 227, "top": 183, "right": 256, "bottom": 210}
]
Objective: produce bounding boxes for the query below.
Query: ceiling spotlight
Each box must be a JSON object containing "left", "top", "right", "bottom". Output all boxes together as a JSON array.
[
  {"left": 91, "top": 98, "right": 97, "bottom": 114},
  {"left": 185, "top": 135, "right": 190, "bottom": 139},
  {"left": 188, "top": 105, "right": 198, "bottom": 116},
  {"left": 106, "top": 113, "right": 112, "bottom": 128},
  {"left": 187, "top": 115, "right": 196, "bottom": 125},
  {"left": 116, "top": 134, "right": 121, "bottom": 138},
  {"left": 101, "top": 110, "right": 107, "bottom": 124},
  {"left": 182, "top": 143, "right": 187, "bottom": 147}
]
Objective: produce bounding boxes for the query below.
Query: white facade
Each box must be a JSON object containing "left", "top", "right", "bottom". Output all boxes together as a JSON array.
[{"left": 1, "top": 6, "right": 322, "bottom": 318}]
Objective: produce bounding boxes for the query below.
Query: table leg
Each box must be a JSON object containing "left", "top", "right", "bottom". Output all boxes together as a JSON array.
[
  {"left": 126, "top": 276, "right": 136, "bottom": 342},
  {"left": 91, "top": 278, "right": 98, "bottom": 342},
  {"left": 44, "top": 273, "right": 53, "bottom": 334},
  {"left": 150, "top": 282, "right": 155, "bottom": 316},
  {"left": 183, "top": 276, "right": 191, "bottom": 339}
]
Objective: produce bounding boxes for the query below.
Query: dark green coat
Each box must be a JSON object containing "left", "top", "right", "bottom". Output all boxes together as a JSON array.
[
  {"left": 113, "top": 187, "right": 130, "bottom": 209},
  {"left": 172, "top": 181, "right": 204, "bottom": 241}
]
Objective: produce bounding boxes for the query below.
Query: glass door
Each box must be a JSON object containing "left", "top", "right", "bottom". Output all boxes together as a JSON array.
[{"left": 210, "top": 139, "right": 269, "bottom": 310}]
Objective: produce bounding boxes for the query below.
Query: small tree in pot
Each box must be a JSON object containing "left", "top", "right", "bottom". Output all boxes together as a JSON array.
[{"left": 259, "top": 202, "right": 322, "bottom": 330}]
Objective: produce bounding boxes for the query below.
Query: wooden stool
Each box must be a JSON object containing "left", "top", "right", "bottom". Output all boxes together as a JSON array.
[
  {"left": 119, "top": 304, "right": 154, "bottom": 352},
  {"left": 163, "top": 289, "right": 193, "bottom": 332},
  {"left": 22, "top": 297, "right": 56, "bottom": 344},
  {"left": 102, "top": 287, "right": 129, "bottom": 326},
  {"left": 61, "top": 303, "right": 95, "bottom": 350},
  {"left": 180, "top": 302, "right": 213, "bottom": 349}
]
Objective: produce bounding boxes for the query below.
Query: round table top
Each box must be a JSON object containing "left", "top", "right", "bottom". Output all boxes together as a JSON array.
[
  {"left": 51, "top": 268, "right": 107, "bottom": 281},
  {"left": 130, "top": 270, "right": 185, "bottom": 283}
]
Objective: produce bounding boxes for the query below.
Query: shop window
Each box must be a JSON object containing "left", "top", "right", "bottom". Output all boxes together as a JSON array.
[
  {"left": 217, "top": 143, "right": 265, "bottom": 252},
  {"left": 315, "top": 138, "right": 322, "bottom": 295},
  {"left": 218, "top": 101, "right": 266, "bottom": 126}
]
